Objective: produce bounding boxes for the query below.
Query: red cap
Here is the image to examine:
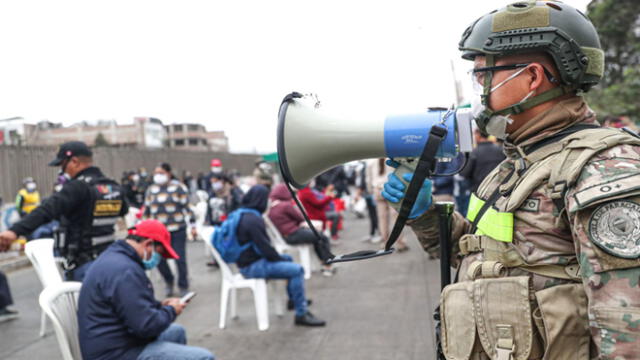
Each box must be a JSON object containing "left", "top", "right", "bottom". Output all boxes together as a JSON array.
[
  {"left": 128, "top": 220, "right": 179, "bottom": 259},
  {"left": 210, "top": 158, "right": 222, "bottom": 167}
]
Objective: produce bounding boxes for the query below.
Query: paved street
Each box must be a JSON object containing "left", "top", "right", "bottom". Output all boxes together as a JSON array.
[{"left": 0, "top": 213, "right": 441, "bottom": 360}]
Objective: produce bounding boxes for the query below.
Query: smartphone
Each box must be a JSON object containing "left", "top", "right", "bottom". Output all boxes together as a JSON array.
[{"left": 180, "top": 291, "right": 197, "bottom": 305}]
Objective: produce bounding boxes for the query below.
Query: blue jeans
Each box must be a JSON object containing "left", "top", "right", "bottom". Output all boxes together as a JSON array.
[
  {"left": 137, "top": 324, "right": 214, "bottom": 360},
  {"left": 240, "top": 255, "right": 308, "bottom": 316},
  {"left": 157, "top": 228, "right": 189, "bottom": 290}
]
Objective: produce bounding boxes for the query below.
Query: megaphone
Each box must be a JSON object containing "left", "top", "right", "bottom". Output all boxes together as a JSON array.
[{"left": 277, "top": 93, "right": 474, "bottom": 189}]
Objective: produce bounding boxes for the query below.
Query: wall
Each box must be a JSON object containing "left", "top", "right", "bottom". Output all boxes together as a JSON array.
[{"left": 0, "top": 146, "right": 261, "bottom": 202}]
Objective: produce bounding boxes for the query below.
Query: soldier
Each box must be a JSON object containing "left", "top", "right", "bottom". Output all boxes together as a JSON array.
[
  {"left": 0, "top": 141, "right": 128, "bottom": 281},
  {"left": 382, "top": 2, "right": 640, "bottom": 359}
]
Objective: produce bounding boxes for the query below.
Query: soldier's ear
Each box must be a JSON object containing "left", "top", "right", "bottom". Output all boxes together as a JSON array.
[{"left": 527, "top": 63, "right": 546, "bottom": 92}]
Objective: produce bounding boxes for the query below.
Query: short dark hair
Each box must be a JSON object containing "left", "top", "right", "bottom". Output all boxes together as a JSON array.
[
  {"left": 126, "top": 233, "right": 147, "bottom": 243},
  {"left": 159, "top": 162, "right": 172, "bottom": 174}
]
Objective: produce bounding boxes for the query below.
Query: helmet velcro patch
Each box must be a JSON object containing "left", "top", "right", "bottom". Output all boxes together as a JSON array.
[{"left": 492, "top": 7, "right": 549, "bottom": 32}]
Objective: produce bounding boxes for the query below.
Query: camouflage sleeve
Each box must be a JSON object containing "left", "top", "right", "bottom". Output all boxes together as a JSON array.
[
  {"left": 566, "top": 144, "right": 640, "bottom": 359},
  {"left": 407, "top": 205, "right": 470, "bottom": 262}
]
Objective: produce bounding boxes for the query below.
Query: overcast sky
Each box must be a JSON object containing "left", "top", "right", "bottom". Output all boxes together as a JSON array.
[{"left": 0, "top": 0, "right": 590, "bottom": 153}]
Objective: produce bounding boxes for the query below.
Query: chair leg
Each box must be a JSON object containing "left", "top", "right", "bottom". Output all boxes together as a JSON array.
[
  {"left": 39, "top": 310, "right": 47, "bottom": 337},
  {"left": 230, "top": 288, "right": 238, "bottom": 319},
  {"left": 219, "top": 283, "right": 229, "bottom": 329},
  {"left": 270, "top": 281, "right": 284, "bottom": 317},
  {"left": 299, "top": 247, "right": 312, "bottom": 280},
  {"left": 252, "top": 281, "right": 269, "bottom": 331}
]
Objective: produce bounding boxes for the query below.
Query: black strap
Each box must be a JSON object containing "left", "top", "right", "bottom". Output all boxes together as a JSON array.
[
  {"left": 384, "top": 124, "right": 448, "bottom": 251},
  {"left": 328, "top": 123, "right": 448, "bottom": 264}
]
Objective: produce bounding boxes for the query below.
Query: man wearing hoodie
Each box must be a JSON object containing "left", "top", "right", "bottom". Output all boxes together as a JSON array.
[
  {"left": 268, "top": 183, "right": 335, "bottom": 276},
  {"left": 237, "top": 185, "right": 326, "bottom": 326}
]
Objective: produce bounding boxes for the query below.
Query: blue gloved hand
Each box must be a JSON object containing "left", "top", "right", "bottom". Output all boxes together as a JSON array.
[{"left": 381, "top": 160, "right": 433, "bottom": 219}]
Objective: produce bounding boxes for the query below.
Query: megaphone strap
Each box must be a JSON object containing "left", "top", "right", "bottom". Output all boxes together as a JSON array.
[{"left": 384, "top": 123, "right": 448, "bottom": 251}]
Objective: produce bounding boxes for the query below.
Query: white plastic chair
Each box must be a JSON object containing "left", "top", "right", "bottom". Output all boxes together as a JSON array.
[
  {"left": 25, "top": 238, "right": 64, "bottom": 337},
  {"left": 263, "top": 216, "right": 314, "bottom": 280},
  {"left": 201, "top": 226, "right": 283, "bottom": 331},
  {"left": 39, "top": 281, "right": 83, "bottom": 360}
]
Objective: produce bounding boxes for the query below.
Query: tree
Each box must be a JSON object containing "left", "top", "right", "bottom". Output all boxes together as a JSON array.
[
  {"left": 94, "top": 132, "right": 109, "bottom": 147},
  {"left": 586, "top": 0, "right": 640, "bottom": 123},
  {"left": 587, "top": 0, "right": 640, "bottom": 87}
]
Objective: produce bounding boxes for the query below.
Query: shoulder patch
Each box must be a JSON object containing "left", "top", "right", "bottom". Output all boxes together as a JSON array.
[
  {"left": 573, "top": 173, "right": 640, "bottom": 210},
  {"left": 588, "top": 200, "right": 640, "bottom": 259}
]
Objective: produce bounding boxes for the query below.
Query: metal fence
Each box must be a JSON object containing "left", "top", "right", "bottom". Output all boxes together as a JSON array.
[{"left": 0, "top": 145, "right": 262, "bottom": 202}]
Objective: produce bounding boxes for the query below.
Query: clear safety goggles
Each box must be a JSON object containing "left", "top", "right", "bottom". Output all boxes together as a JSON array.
[{"left": 469, "top": 63, "right": 558, "bottom": 94}]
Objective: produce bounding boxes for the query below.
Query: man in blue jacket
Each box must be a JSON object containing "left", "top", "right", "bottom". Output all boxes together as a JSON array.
[
  {"left": 78, "top": 219, "right": 214, "bottom": 360},
  {"left": 236, "top": 185, "right": 326, "bottom": 326}
]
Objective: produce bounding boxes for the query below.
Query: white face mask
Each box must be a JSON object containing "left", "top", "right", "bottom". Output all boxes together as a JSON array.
[
  {"left": 132, "top": 175, "right": 140, "bottom": 183},
  {"left": 211, "top": 167, "right": 222, "bottom": 174},
  {"left": 26, "top": 183, "right": 37, "bottom": 191},
  {"left": 212, "top": 181, "right": 224, "bottom": 192},
  {"left": 153, "top": 173, "right": 169, "bottom": 185},
  {"left": 471, "top": 66, "right": 533, "bottom": 140}
]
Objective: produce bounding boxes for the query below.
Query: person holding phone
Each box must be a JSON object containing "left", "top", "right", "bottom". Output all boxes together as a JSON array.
[{"left": 78, "top": 219, "right": 214, "bottom": 360}]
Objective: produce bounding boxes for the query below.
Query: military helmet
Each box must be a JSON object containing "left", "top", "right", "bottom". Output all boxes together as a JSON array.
[{"left": 459, "top": 1, "right": 604, "bottom": 92}]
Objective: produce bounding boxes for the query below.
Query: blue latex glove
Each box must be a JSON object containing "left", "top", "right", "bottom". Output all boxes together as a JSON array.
[{"left": 381, "top": 160, "right": 433, "bottom": 219}]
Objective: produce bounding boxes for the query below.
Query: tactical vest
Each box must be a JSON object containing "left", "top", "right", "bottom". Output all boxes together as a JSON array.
[
  {"left": 440, "top": 127, "right": 640, "bottom": 360},
  {"left": 56, "top": 175, "right": 124, "bottom": 267},
  {"left": 17, "top": 189, "right": 40, "bottom": 214}
]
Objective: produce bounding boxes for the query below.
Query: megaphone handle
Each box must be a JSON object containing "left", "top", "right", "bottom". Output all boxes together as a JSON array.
[
  {"left": 383, "top": 124, "right": 448, "bottom": 252},
  {"left": 389, "top": 158, "right": 417, "bottom": 213}
]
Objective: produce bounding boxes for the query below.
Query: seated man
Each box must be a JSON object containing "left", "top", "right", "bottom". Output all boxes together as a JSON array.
[
  {"left": 268, "top": 183, "right": 335, "bottom": 276},
  {"left": 78, "top": 219, "right": 214, "bottom": 360},
  {"left": 237, "top": 185, "right": 326, "bottom": 326}
]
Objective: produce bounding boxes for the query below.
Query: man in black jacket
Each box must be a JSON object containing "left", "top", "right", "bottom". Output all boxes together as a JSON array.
[
  {"left": 237, "top": 185, "right": 326, "bottom": 327},
  {"left": 78, "top": 219, "right": 214, "bottom": 360},
  {"left": 0, "top": 141, "right": 128, "bottom": 281},
  {"left": 460, "top": 129, "right": 506, "bottom": 193}
]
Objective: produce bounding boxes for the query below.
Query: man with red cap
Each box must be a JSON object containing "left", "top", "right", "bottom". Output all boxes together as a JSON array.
[{"left": 78, "top": 219, "right": 214, "bottom": 360}]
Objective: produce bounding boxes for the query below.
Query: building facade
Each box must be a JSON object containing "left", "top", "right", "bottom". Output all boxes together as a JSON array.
[{"left": 165, "top": 123, "right": 229, "bottom": 152}]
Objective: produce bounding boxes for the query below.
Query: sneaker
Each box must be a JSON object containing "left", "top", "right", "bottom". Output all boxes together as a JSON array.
[
  {"left": 321, "top": 269, "right": 334, "bottom": 277},
  {"left": 370, "top": 235, "right": 382, "bottom": 244},
  {"left": 179, "top": 288, "right": 190, "bottom": 297},
  {"left": 287, "top": 299, "right": 312, "bottom": 311},
  {"left": 360, "top": 235, "right": 372, "bottom": 242},
  {"left": 165, "top": 285, "right": 175, "bottom": 298},
  {"left": 295, "top": 311, "right": 326, "bottom": 327},
  {"left": 0, "top": 308, "right": 19, "bottom": 323}
]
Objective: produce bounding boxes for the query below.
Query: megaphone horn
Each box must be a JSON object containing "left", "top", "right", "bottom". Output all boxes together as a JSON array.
[{"left": 277, "top": 92, "right": 473, "bottom": 189}]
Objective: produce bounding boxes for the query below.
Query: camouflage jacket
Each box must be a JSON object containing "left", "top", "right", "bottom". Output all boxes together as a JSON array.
[{"left": 409, "top": 98, "right": 640, "bottom": 358}]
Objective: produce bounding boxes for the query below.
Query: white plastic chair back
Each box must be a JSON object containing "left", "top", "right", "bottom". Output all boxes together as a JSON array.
[
  {"left": 25, "top": 239, "right": 63, "bottom": 287},
  {"left": 196, "top": 190, "right": 209, "bottom": 203},
  {"left": 202, "top": 226, "right": 236, "bottom": 283},
  {"left": 263, "top": 216, "right": 290, "bottom": 252},
  {"left": 25, "top": 238, "right": 64, "bottom": 337},
  {"left": 39, "top": 282, "right": 83, "bottom": 360},
  {"left": 193, "top": 202, "right": 208, "bottom": 230}
]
